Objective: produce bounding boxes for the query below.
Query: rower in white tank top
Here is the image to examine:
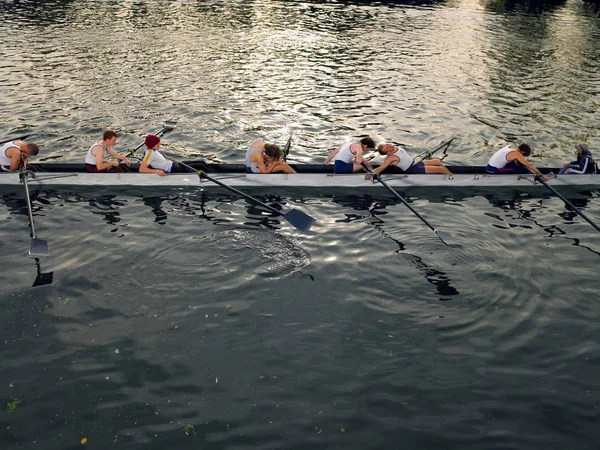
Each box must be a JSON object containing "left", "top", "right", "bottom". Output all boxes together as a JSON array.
[
  {"left": 487, "top": 145, "right": 515, "bottom": 170},
  {"left": 84, "top": 142, "right": 108, "bottom": 166},
  {"left": 0, "top": 142, "right": 19, "bottom": 170},
  {"left": 334, "top": 142, "right": 355, "bottom": 164},
  {"left": 389, "top": 146, "right": 414, "bottom": 171}
]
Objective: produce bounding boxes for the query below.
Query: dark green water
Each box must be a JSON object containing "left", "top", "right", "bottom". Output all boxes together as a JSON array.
[{"left": 1, "top": 1, "right": 600, "bottom": 449}]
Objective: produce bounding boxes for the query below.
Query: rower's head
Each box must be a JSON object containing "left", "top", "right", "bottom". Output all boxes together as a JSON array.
[
  {"left": 376, "top": 144, "right": 396, "bottom": 155},
  {"left": 25, "top": 143, "right": 39, "bottom": 156},
  {"left": 360, "top": 137, "right": 376, "bottom": 152},
  {"left": 103, "top": 130, "right": 118, "bottom": 146},
  {"left": 575, "top": 143, "right": 589, "bottom": 154},
  {"left": 264, "top": 144, "right": 282, "bottom": 161},
  {"left": 518, "top": 143, "right": 532, "bottom": 157},
  {"left": 145, "top": 134, "right": 161, "bottom": 150}
]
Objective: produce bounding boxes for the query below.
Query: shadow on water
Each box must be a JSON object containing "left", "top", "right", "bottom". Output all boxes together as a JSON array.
[
  {"left": 483, "top": 0, "right": 566, "bottom": 13},
  {"left": 0, "top": 0, "right": 76, "bottom": 26},
  {"left": 32, "top": 258, "right": 53, "bottom": 287},
  {"left": 484, "top": 191, "right": 600, "bottom": 256},
  {"left": 330, "top": 193, "right": 461, "bottom": 300}
]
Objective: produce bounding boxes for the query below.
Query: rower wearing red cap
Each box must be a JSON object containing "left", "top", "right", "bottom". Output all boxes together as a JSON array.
[
  {"left": 84, "top": 130, "right": 131, "bottom": 172},
  {"left": 139, "top": 134, "right": 175, "bottom": 176}
]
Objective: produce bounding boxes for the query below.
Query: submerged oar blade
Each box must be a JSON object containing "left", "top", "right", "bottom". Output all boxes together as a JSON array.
[
  {"left": 33, "top": 270, "right": 54, "bottom": 287},
  {"left": 29, "top": 238, "right": 49, "bottom": 257},
  {"left": 283, "top": 209, "right": 316, "bottom": 233},
  {"left": 435, "top": 230, "right": 458, "bottom": 246}
]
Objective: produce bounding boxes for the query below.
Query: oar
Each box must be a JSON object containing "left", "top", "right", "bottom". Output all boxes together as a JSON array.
[
  {"left": 126, "top": 120, "right": 177, "bottom": 158},
  {"left": 530, "top": 170, "right": 600, "bottom": 233},
  {"left": 20, "top": 166, "right": 49, "bottom": 257},
  {"left": 362, "top": 162, "right": 458, "bottom": 246},
  {"left": 176, "top": 159, "right": 316, "bottom": 233},
  {"left": 413, "top": 135, "right": 455, "bottom": 163},
  {"left": 282, "top": 133, "right": 293, "bottom": 159},
  {"left": 1, "top": 134, "right": 31, "bottom": 145}
]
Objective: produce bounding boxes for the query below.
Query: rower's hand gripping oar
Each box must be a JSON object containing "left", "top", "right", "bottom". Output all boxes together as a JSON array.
[
  {"left": 529, "top": 169, "right": 600, "bottom": 233},
  {"left": 126, "top": 120, "right": 177, "bottom": 158},
  {"left": 19, "top": 163, "right": 49, "bottom": 257},
  {"left": 177, "top": 159, "right": 316, "bottom": 233},
  {"left": 362, "top": 162, "right": 458, "bottom": 246}
]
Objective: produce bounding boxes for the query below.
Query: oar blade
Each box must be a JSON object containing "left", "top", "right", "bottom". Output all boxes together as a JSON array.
[
  {"left": 283, "top": 134, "right": 293, "bottom": 158},
  {"left": 283, "top": 209, "right": 316, "bottom": 233},
  {"left": 163, "top": 120, "right": 178, "bottom": 133},
  {"left": 33, "top": 270, "right": 54, "bottom": 287},
  {"left": 29, "top": 237, "right": 49, "bottom": 257},
  {"left": 435, "top": 230, "right": 458, "bottom": 246}
]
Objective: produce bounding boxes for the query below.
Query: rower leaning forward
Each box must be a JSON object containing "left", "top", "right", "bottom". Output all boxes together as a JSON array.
[
  {"left": 486, "top": 143, "right": 548, "bottom": 182},
  {"left": 0, "top": 139, "right": 40, "bottom": 172}
]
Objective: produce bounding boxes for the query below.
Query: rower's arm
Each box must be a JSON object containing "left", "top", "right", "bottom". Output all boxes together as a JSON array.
[
  {"left": 515, "top": 154, "right": 548, "bottom": 181},
  {"left": 107, "top": 147, "right": 131, "bottom": 166},
  {"left": 373, "top": 156, "right": 399, "bottom": 175},
  {"left": 251, "top": 152, "right": 269, "bottom": 173},
  {"left": 8, "top": 148, "right": 22, "bottom": 171},
  {"left": 354, "top": 144, "right": 364, "bottom": 164},
  {"left": 139, "top": 150, "right": 163, "bottom": 175},
  {"left": 95, "top": 146, "right": 118, "bottom": 171},
  {"left": 323, "top": 146, "right": 340, "bottom": 165}
]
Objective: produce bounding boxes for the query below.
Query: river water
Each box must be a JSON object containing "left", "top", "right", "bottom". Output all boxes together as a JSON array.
[{"left": 1, "top": 0, "right": 600, "bottom": 449}]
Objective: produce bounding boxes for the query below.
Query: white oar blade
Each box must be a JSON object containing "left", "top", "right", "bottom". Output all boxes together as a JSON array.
[
  {"left": 283, "top": 209, "right": 316, "bottom": 233},
  {"left": 435, "top": 230, "right": 458, "bottom": 246},
  {"left": 29, "top": 238, "right": 49, "bottom": 257}
]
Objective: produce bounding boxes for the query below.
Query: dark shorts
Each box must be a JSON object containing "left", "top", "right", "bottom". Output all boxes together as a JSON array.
[
  {"left": 85, "top": 163, "right": 124, "bottom": 173},
  {"left": 404, "top": 161, "right": 426, "bottom": 174},
  {"left": 334, "top": 160, "right": 354, "bottom": 174},
  {"left": 486, "top": 162, "right": 528, "bottom": 174}
]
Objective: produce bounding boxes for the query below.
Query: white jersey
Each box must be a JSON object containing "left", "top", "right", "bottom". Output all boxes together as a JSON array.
[
  {"left": 142, "top": 148, "right": 173, "bottom": 172},
  {"left": 245, "top": 147, "right": 262, "bottom": 173},
  {"left": 0, "top": 141, "right": 19, "bottom": 169},
  {"left": 487, "top": 145, "right": 516, "bottom": 169},
  {"left": 85, "top": 142, "right": 109, "bottom": 166},
  {"left": 334, "top": 142, "right": 355, "bottom": 163},
  {"left": 390, "top": 146, "right": 414, "bottom": 171}
]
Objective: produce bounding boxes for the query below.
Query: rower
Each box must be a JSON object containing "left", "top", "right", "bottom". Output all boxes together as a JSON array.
[
  {"left": 486, "top": 143, "right": 548, "bottom": 181},
  {"left": 263, "top": 144, "right": 296, "bottom": 174},
  {"left": 0, "top": 140, "right": 39, "bottom": 171},
  {"left": 559, "top": 143, "right": 596, "bottom": 175},
  {"left": 369, "top": 143, "right": 452, "bottom": 177},
  {"left": 323, "top": 137, "right": 376, "bottom": 173},
  {"left": 84, "top": 130, "right": 131, "bottom": 172},
  {"left": 245, "top": 138, "right": 294, "bottom": 174},
  {"left": 139, "top": 134, "right": 177, "bottom": 176}
]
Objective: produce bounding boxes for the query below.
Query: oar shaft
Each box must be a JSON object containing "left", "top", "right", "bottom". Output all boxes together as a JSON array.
[
  {"left": 127, "top": 123, "right": 175, "bottom": 157},
  {"left": 21, "top": 172, "right": 37, "bottom": 238},
  {"left": 414, "top": 136, "right": 455, "bottom": 161},
  {"left": 536, "top": 175, "right": 600, "bottom": 233},
  {"left": 178, "top": 161, "right": 282, "bottom": 216},
  {"left": 1, "top": 134, "right": 31, "bottom": 145},
  {"left": 373, "top": 171, "right": 437, "bottom": 232}
]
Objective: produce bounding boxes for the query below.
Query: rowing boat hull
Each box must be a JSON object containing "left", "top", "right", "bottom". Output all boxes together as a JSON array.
[{"left": 1, "top": 163, "right": 599, "bottom": 188}]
